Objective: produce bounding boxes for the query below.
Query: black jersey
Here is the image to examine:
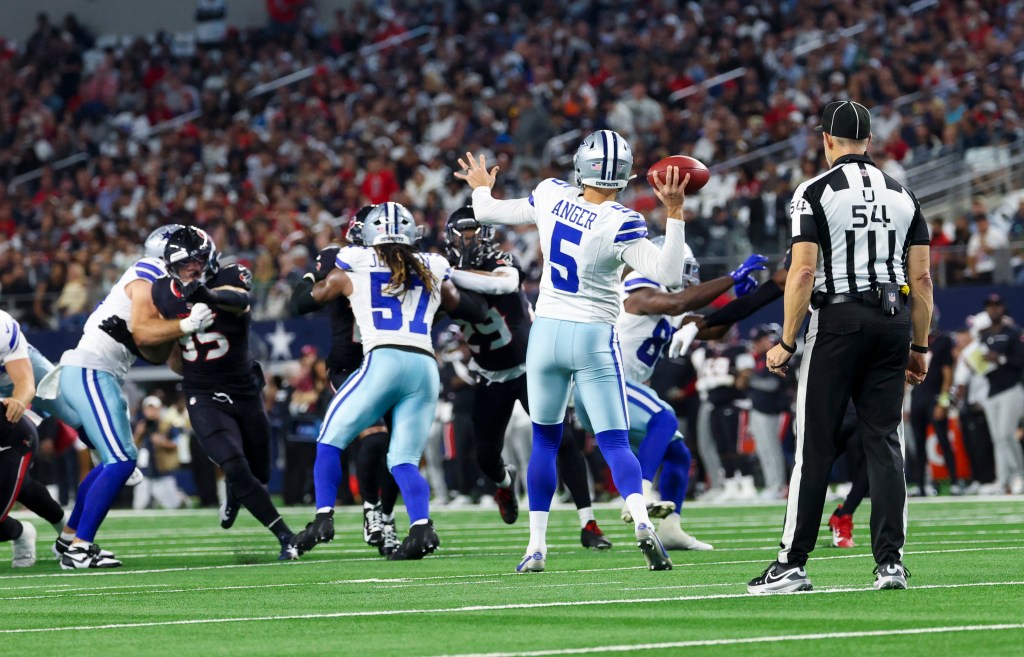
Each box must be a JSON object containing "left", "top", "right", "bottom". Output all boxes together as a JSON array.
[
  {"left": 153, "top": 264, "right": 263, "bottom": 396},
  {"left": 697, "top": 343, "right": 755, "bottom": 405},
  {"left": 454, "top": 252, "right": 532, "bottom": 374},
  {"left": 315, "top": 247, "right": 363, "bottom": 374}
]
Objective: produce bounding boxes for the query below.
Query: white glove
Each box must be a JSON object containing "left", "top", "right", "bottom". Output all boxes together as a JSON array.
[
  {"left": 180, "top": 303, "right": 214, "bottom": 335},
  {"left": 668, "top": 322, "right": 699, "bottom": 359}
]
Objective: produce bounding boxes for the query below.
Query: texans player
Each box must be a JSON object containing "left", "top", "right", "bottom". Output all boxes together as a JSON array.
[
  {"left": 291, "top": 206, "right": 402, "bottom": 555},
  {"left": 111, "top": 227, "right": 299, "bottom": 560},
  {"left": 445, "top": 207, "right": 612, "bottom": 549}
]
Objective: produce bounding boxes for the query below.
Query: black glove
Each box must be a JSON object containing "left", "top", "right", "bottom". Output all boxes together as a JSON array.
[
  {"left": 182, "top": 282, "right": 213, "bottom": 304},
  {"left": 99, "top": 316, "right": 144, "bottom": 359}
]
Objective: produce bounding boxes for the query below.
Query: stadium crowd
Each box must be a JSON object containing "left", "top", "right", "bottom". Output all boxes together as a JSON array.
[
  {"left": 2, "top": 0, "right": 1024, "bottom": 331},
  {"left": 2, "top": 1, "right": 1024, "bottom": 534}
]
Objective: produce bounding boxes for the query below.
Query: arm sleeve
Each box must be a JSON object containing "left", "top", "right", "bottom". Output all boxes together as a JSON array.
[
  {"left": 448, "top": 289, "right": 489, "bottom": 323},
  {"left": 907, "top": 200, "right": 930, "bottom": 246},
  {"left": 470, "top": 187, "right": 536, "bottom": 225},
  {"left": 450, "top": 267, "right": 520, "bottom": 295},
  {"left": 205, "top": 288, "right": 251, "bottom": 309},
  {"left": 703, "top": 279, "right": 784, "bottom": 328},
  {"left": 290, "top": 277, "right": 323, "bottom": 315},
  {"left": 789, "top": 184, "right": 819, "bottom": 245},
  {"left": 1, "top": 318, "right": 28, "bottom": 364},
  {"left": 619, "top": 219, "right": 686, "bottom": 286}
]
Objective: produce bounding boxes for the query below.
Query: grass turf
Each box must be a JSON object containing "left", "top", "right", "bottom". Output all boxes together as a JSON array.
[{"left": 2, "top": 498, "right": 1022, "bottom": 657}]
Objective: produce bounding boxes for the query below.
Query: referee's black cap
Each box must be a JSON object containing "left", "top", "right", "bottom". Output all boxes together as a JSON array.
[{"left": 814, "top": 101, "right": 871, "bottom": 139}]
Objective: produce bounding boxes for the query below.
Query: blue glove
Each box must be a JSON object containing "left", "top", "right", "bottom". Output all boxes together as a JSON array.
[
  {"left": 729, "top": 254, "right": 768, "bottom": 283},
  {"left": 734, "top": 274, "right": 759, "bottom": 297}
]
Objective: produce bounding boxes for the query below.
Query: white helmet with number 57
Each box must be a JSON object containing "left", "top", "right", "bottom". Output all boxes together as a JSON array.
[
  {"left": 362, "top": 202, "right": 419, "bottom": 247},
  {"left": 572, "top": 129, "right": 635, "bottom": 190}
]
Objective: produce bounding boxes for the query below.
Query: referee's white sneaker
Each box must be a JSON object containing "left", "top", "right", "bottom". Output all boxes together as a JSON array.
[
  {"left": 873, "top": 562, "right": 909, "bottom": 590},
  {"left": 747, "top": 561, "right": 813, "bottom": 594}
]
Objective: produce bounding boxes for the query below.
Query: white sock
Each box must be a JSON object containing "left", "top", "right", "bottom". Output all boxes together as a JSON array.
[
  {"left": 642, "top": 479, "right": 654, "bottom": 500},
  {"left": 381, "top": 512, "right": 394, "bottom": 522},
  {"left": 497, "top": 466, "right": 513, "bottom": 488},
  {"left": 363, "top": 501, "right": 375, "bottom": 510},
  {"left": 52, "top": 512, "right": 67, "bottom": 535},
  {"left": 316, "top": 506, "right": 334, "bottom": 514},
  {"left": 577, "top": 506, "right": 595, "bottom": 529},
  {"left": 527, "top": 510, "right": 549, "bottom": 554},
  {"left": 60, "top": 530, "right": 76, "bottom": 542},
  {"left": 625, "top": 493, "right": 652, "bottom": 530},
  {"left": 411, "top": 518, "right": 429, "bottom": 526},
  {"left": 665, "top": 512, "right": 681, "bottom": 528}
]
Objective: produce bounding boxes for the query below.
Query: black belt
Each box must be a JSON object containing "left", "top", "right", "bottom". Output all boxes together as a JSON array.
[{"left": 811, "top": 291, "right": 907, "bottom": 310}]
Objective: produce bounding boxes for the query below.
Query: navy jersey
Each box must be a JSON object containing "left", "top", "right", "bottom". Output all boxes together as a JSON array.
[
  {"left": 315, "top": 247, "right": 363, "bottom": 374},
  {"left": 455, "top": 252, "right": 532, "bottom": 375},
  {"left": 696, "top": 344, "right": 755, "bottom": 405},
  {"left": 153, "top": 264, "right": 263, "bottom": 396}
]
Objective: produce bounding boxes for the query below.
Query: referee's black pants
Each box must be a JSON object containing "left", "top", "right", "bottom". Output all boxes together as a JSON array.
[{"left": 779, "top": 302, "right": 910, "bottom": 568}]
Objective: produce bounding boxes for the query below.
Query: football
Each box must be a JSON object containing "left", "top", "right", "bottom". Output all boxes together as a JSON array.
[{"left": 646, "top": 155, "right": 710, "bottom": 193}]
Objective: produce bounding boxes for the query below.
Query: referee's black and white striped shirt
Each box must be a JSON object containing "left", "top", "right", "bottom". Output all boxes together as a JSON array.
[{"left": 790, "top": 154, "right": 930, "bottom": 294}]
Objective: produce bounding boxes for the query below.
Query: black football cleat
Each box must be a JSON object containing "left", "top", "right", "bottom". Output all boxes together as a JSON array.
[
  {"left": 278, "top": 533, "right": 299, "bottom": 561},
  {"left": 388, "top": 520, "right": 440, "bottom": 561},
  {"left": 293, "top": 510, "right": 334, "bottom": 555},
  {"left": 493, "top": 465, "right": 519, "bottom": 525},
  {"left": 220, "top": 489, "right": 240, "bottom": 530},
  {"left": 379, "top": 514, "right": 400, "bottom": 557},
  {"left": 581, "top": 520, "right": 613, "bottom": 550},
  {"left": 363, "top": 503, "right": 384, "bottom": 546}
]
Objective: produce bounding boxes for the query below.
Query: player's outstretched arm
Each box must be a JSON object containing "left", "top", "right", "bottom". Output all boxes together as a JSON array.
[
  {"left": 620, "top": 166, "right": 691, "bottom": 286},
  {"left": 624, "top": 275, "right": 736, "bottom": 317},
  {"left": 702, "top": 265, "right": 788, "bottom": 330},
  {"left": 450, "top": 266, "right": 519, "bottom": 296},
  {"left": 454, "top": 152, "right": 535, "bottom": 226},
  {"left": 440, "top": 280, "right": 488, "bottom": 323}
]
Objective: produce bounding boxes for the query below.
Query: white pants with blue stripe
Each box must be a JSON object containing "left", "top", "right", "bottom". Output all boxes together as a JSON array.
[
  {"left": 526, "top": 317, "right": 628, "bottom": 432},
  {"left": 318, "top": 348, "right": 440, "bottom": 469},
  {"left": 59, "top": 366, "right": 136, "bottom": 463},
  {"left": 0, "top": 347, "right": 81, "bottom": 428},
  {"left": 575, "top": 380, "right": 680, "bottom": 449}
]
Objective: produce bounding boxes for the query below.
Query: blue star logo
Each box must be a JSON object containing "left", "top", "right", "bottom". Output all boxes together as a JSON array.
[{"left": 161, "top": 230, "right": 175, "bottom": 239}]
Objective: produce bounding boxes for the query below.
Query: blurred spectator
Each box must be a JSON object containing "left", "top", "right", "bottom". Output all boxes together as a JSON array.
[
  {"left": 133, "top": 395, "right": 189, "bottom": 510},
  {"left": 967, "top": 216, "right": 1009, "bottom": 284}
]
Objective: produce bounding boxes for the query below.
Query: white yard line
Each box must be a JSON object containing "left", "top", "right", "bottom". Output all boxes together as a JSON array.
[
  {"left": 3, "top": 544, "right": 1022, "bottom": 583},
  {"left": 416, "top": 624, "right": 1024, "bottom": 657},
  {"left": 1, "top": 581, "right": 1021, "bottom": 634}
]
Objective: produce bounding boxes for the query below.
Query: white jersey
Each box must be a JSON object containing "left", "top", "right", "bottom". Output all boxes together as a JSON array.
[
  {"left": 0, "top": 309, "right": 30, "bottom": 389},
  {"left": 529, "top": 178, "right": 649, "bottom": 325},
  {"left": 616, "top": 272, "right": 674, "bottom": 384},
  {"left": 336, "top": 246, "right": 451, "bottom": 354},
  {"left": 60, "top": 257, "right": 167, "bottom": 380}
]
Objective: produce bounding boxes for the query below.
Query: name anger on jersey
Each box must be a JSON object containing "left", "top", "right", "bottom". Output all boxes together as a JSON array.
[{"left": 550, "top": 199, "right": 598, "bottom": 230}]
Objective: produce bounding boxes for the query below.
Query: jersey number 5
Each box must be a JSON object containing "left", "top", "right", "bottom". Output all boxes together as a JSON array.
[
  {"left": 550, "top": 223, "right": 582, "bottom": 293},
  {"left": 180, "top": 331, "right": 229, "bottom": 362},
  {"left": 370, "top": 272, "right": 430, "bottom": 335}
]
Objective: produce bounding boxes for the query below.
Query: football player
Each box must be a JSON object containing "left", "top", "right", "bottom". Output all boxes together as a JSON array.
[
  {"left": 53, "top": 225, "right": 210, "bottom": 568},
  {"left": 291, "top": 206, "right": 402, "bottom": 555},
  {"left": 292, "top": 202, "right": 486, "bottom": 560},
  {"left": 457, "top": 132, "right": 692, "bottom": 572},
  {"left": 575, "top": 242, "right": 765, "bottom": 549},
  {"left": 149, "top": 227, "right": 300, "bottom": 560},
  {"left": 444, "top": 207, "right": 613, "bottom": 549}
]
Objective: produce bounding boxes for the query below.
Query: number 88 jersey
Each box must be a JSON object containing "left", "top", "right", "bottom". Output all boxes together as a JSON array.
[
  {"left": 616, "top": 271, "right": 674, "bottom": 384},
  {"left": 152, "top": 264, "right": 262, "bottom": 396},
  {"left": 336, "top": 246, "right": 451, "bottom": 354}
]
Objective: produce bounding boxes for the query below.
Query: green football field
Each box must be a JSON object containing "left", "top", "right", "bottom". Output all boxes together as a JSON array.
[{"left": 2, "top": 497, "right": 1022, "bottom": 657}]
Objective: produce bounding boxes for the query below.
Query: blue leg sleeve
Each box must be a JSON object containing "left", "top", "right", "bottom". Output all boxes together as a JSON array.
[
  {"left": 67, "top": 464, "right": 103, "bottom": 531},
  {"left": 74, "top": 460, "right": 134, "bottom": 542},
  {"left": 391, "top": 463, "right": 430, "bottom": 524},
  {"left": 637, "top": 410, "right": 679, "bottom": 481},
  {"left": 596, "top": 429, "right": 643, "bottom": 498},
  {"left": 314, "top": 442, "right": 344, "bottom": 509},
  {"left": 527, "top": 422, "right": 563, "bottom": 512},
  {"left": 659, "top": 438, "right": 693, "bottom": 513}
]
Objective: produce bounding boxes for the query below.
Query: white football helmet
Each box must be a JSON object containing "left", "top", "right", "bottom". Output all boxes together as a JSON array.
[
  {"left": 143, "top": 224, "right": 184, "bottom": 259},
  {"left": 573, "top": 129, "right": 635, "bottom": 190},
  {"left": 362, "top": 202, "right": 418, "bottom": 247}
]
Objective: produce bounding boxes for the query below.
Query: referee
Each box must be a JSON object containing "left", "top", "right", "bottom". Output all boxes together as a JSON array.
[{"left": 747, "top": 100, "right": 932, "bottom": 594}]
